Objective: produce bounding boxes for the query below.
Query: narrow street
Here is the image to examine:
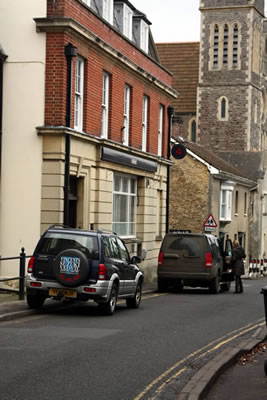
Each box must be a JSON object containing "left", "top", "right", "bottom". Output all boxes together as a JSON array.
[{"left": 0, "top": 278, "right": 266, "bottom": 400}]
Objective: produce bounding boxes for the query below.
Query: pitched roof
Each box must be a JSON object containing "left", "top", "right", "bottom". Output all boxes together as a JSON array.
[
  {"left": 217, "top": 151, "right": 264, "bottom": 182},
  {"left": 185, "top": 142, "right": 256, "bottom": 184},
  {"left": 156, "top": 42, "right": 199, "bottom": 113}
]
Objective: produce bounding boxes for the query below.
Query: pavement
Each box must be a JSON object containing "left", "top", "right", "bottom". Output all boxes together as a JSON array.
[{"left": 0, "top": 285, "right": 267, "bottom": 400}]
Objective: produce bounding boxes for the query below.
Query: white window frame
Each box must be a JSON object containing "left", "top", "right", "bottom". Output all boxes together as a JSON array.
[
  {"left": 112, "top": 174, "right": 137, "bottom": 238},
  {"left": 123, "top": 4, "right": 133, "bottom": 40},
  {"left": 140, "top": 20, "right": 149, "bottom": 53},
  {"left": 158, "top": 104, "right": 164, "bottom": 156},
  {"left": 103, "top": 0, "right": 113, "bottom": 24},
  {"left": 101, "top": 72, "right": 109, "bottom": 139},
  {"left": 74, "top": 57, "right": 84, "bottom": 131},
  {"left": 142, "top": 95, "right": 148, "bottom": 151},
  {"left": 220, "top": 181, "right": 235, "bottom": 222},
  {"left": 123, "top": 85, "right": 130, "bottom": 146}
]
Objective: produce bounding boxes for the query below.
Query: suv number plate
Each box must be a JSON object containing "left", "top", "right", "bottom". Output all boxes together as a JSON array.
[{"left": 49, "top": 288, "right": 77, "bottom": 298}]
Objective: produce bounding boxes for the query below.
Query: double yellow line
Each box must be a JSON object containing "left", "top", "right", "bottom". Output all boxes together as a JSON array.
[{"left": 134, "top": 319, "right": 265, "bottom": 400}]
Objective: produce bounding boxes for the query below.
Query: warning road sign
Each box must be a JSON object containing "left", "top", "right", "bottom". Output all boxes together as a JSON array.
[{"left": 203, "top": 214, "right": 217, "bottom": 229}]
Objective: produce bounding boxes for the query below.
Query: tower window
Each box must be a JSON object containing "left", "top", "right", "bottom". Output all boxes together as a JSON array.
[
  {"left": 223, "top": 25, "right": 229, "bottom": 67},
  {"left": 213, "top": 25, "right": 219, "bottom": 68},
  {"left": 232, "top": 24, "right": 239, "bottom": 67},
  {"left": 217, "top": 96, "right": 229, "bottom": 121}
]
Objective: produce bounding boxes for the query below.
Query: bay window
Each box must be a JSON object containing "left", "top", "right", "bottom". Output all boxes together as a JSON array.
[{"left": 220, "top": 181, "right": 235, "bottom": 221}]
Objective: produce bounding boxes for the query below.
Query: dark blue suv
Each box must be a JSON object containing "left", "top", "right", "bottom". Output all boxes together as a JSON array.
[{"left": 26, "top": 225, "right": 144, "bottom": 315}]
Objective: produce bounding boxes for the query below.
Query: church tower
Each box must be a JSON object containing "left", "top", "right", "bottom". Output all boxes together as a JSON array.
[{"left": 198, "top": 0, "right": 267, "bottom": 152}]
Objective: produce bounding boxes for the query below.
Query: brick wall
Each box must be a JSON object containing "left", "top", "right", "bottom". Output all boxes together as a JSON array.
[{"left": 44, "top": 0, "right": 171, "bottom": 158}]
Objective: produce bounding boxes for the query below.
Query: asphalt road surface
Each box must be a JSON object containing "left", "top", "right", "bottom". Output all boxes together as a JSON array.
[{"left": 0, "top": 278, "right": 266, "bottom": 400}]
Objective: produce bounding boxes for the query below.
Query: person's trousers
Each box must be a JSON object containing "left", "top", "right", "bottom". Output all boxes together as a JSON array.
[{"left": 235, "top": 276, "right": 243, "bottom": 293}]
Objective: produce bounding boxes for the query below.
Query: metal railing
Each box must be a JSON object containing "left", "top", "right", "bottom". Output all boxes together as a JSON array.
[{"left": 0, "top": 248, "right": 31, "bottom": 300}]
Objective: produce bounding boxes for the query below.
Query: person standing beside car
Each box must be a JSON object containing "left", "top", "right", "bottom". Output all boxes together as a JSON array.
[{"left": 231, "top": 240, "right": 246, "bottom": 293}]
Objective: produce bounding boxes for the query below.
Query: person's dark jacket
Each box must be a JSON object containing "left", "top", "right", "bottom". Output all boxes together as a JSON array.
[{"left": 231, "top": 246, "right": 246, "bottom": 276}]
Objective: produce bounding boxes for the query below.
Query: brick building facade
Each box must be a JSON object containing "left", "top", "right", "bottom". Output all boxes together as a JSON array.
[{"left": 0, "top": 0, "right": 176, "bottom": 282}]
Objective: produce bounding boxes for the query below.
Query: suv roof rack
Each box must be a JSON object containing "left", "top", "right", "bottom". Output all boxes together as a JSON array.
[
  {"left": 48, "top": 224, "right": 71, "bottom": 230},
  {"left": 168, "top": 229, "right": 192, "bottom": 233},
  {"left": 97, "top": 228, "right": 117, "bottom": 235}
]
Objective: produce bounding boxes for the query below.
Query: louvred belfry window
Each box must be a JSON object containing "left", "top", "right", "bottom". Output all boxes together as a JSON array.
[{"left": 213, "top": 25, "right": 219, "bottom": 68}]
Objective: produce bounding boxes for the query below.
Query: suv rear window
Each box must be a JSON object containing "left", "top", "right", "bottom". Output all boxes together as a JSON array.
[
  {"left": 162, "top": 235, "right": 203, "bottom": 257},
  {"left": 36, "top": 232, "right": 99, "bottom": 259}
]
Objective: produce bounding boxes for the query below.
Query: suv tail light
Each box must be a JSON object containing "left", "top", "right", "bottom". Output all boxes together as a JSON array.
[
  {"left": 98, "top": 264, "right": 107, "bottom": 280},
  {"left": 158, "top": 251, "right": 164, "bottom": 267},
  {"left": 28, "top": 257, "right": 35, "bottom": 273},
  {"left": 205, "top": 252, "right": 213, "bottom": 268}
]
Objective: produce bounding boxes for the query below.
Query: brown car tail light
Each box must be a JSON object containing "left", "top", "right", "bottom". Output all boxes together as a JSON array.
[
  {"left": 158, "top": 251, "right": 164, "bottom": 267},
  {"left": 205, "top": 252, "right": 213, "bottom": 268},
  {"left": 98, "top": 264, "right": 107, "bottom": 280},
  {"left": 28, "top": 257, "right": 35, "bottom": 273}
]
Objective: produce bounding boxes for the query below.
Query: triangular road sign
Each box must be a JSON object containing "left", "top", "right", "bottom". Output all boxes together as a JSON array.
[{"left": 204, "top": 214, "right": 217, "bottom": 227}]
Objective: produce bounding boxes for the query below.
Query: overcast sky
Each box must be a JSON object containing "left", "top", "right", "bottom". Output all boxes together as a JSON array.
[{"left": 133, "top": 0, "right": 201, "bottom": 43}]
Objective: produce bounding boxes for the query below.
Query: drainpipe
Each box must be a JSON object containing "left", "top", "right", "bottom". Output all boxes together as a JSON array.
[
  {"left": 166, "top": 106, "right": 174, "bottom": 233},
  {"left": 64, "top": 43, "right": 77, "bottom": 226},
  {"left": 0, "top": 45, "right": 8, "bottom": 177}
]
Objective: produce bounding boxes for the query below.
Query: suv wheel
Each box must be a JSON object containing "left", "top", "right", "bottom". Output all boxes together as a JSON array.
[
  {"left": 27, "top": 293, "right": 46, "bottom": 309},
  {"left": 99, "top": 284, "right": 118, "bottom": 315},
  {"left": 158, "top": 278, "right": 168, "bottom": 292},
  {"left": 126, "top": 280, "right": 142, "bottom": 309},
  {"left": 209, "top": 274, "right": 220, "bottom": 294}
]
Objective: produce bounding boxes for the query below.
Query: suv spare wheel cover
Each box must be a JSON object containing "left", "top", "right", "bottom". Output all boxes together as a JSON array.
[{"left": 53, "top": 249, "right": 90, "bottom": 287}]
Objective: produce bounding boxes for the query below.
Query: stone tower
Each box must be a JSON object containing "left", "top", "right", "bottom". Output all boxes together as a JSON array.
[
  {"left": 198, "top": 0, "right": 267, "bottom": 152},
  {"left": 198, "top": 0, "right": 267, "bottom": 259}
]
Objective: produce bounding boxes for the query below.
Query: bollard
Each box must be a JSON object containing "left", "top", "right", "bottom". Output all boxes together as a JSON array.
[
  {"left": 19, "top": 247, "right": 25, "bottom": 300},
  {"left": 261, "top": 259, "right": 264, "bottom": 276}
]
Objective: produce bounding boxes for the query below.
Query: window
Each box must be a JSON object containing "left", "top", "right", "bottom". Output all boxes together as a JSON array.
[
  {"left": 142, "top": 96, "right": 148, "bottom": 151},
  {"left": 116, "top": 237, "right": 130, "bottom": 263},
  {"left": 156, "top": 190, "right": 162, "bottom": 238},
  {"left": 103, "top": 0, "right": 113, "bottom": 23},
  {"left": 123, "top": 85, "right": 130, "bottom": 145},
  {"left": 74, "top": 57, "right": 84, "bottom": 130},
  {"left": 113, "top": 174, "right": 137, "bottom": 237},
  {"left": 220, "top": 190, "right": 232, "bottom": 221},
  {"left": 218, "top": 96, "right": 228, "bottom": 121},
  {"left": 123, "top": 4, "right": 133, "bottom": 40},
  {"left": 158, "top": 105, "right": 164, "bottom": 156},
  {"left": 220, "top": 181, "right": 235, "bottom": 221},
  {"left": 232, "top": 24, "right": 239, "bottom": 67},
  {"left": 244, "top": 192, "right": 247, "bottom": 215},
  {"left": 213, "top": 25, "right": 219, "bottom": 68},
  {"left": 235, "top": 191, "right": 239, "bottom": 214},
  {"left": 191, "top": 119, "right": 197, "bottom": 142},
  {"left": 221, "top": 98, "right": 226, "bottom": 118},
  {"left": 140, "top": 20, "right": 149, "bottom": 53},
  {"left": 101, "top": 72, "right": 109, "bottom": 138},
  {"left": 223, "top": 25, "right": 229, "bottom": 67}
]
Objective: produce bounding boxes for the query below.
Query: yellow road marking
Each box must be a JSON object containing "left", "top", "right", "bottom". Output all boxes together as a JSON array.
[{"left": 133, "top": 320, "right": 265, "bottom": 400}]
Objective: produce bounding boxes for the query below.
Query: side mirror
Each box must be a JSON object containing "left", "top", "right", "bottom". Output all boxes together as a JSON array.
[{"left": 131, "top": 256, "right": 141, "bottom": 264}]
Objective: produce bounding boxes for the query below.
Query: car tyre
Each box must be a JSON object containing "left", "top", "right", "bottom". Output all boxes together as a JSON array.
[
  {"left": 27, "top": 294, "right": 46, "bottom": 309},
  {"left": 99, "top": 284, "right": 118, "bottom": 315},
  {"left": 209, "top": 274, "right": 220, "bottom": 294},
  {"left": 158, "top": 278, "right": 168, "bottom": 292},
  {"left": 126, "top": 280, "right": 142, "bottom": 309}
]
